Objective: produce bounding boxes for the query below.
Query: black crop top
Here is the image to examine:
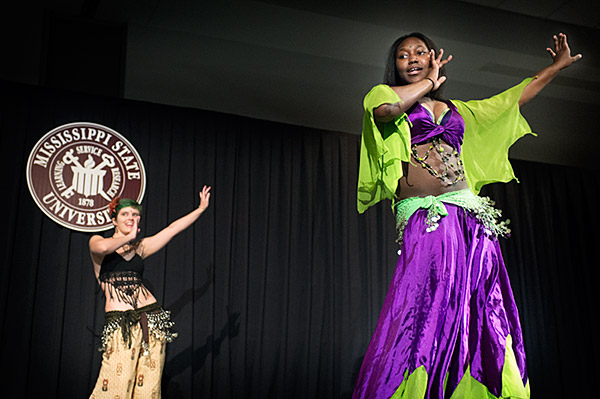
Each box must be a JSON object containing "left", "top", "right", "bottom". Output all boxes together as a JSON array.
[
  {"left": 99, "top": 252, "right": 149, "bottom": 309},
  {"left": 99, "top": 252, "right": 145, "bottom": 276}
]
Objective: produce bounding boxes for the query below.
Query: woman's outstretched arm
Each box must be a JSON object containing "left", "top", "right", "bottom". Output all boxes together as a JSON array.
[
  {"left": 139, "top": 185, "right": 211, "bottom": 258},
  {"left": 89, "top": 216, "right": 140, "bottom": 256},
  {"left": 519, "top": 32, "right": 582, "bottom": 107}
]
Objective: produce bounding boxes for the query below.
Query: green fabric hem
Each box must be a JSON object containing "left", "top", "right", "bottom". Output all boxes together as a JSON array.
[
  {"left": 389, "top": 335, "right": 529, "bottom": 399},
  {"left": 390, "top": 366, "right": 428, "bottom": 399}
]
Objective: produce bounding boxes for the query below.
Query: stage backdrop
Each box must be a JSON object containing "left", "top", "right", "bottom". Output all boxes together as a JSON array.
[{"left": 1, "top": 80, "right": 597, "bottom": 398}]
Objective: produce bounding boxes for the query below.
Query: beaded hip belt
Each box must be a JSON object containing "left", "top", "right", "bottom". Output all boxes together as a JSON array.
[
  {"left": 100, "top": 303, "right": 178, "bottom": 354},
  {"left": 392, "top": 189, "right": 511, "bottom": 250}
]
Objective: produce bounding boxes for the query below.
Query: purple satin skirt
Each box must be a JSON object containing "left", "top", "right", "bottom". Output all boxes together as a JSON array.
[{"left": 353, "top": 204, "right": 527, "bottom": 398}]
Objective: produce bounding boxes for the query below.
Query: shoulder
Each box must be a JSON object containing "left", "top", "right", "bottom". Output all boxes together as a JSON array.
[
  {"left": 367, "top": 83, "right": 391, "bottom": 92},
  {"left": 89, "top": 234, "right": 104, "bottom": 245},
  {"left": 365, "top": 84, "right": 394, "bottom": 98},
  {"left": 364, "top": 84, "right": 402, "bottom": 110}
]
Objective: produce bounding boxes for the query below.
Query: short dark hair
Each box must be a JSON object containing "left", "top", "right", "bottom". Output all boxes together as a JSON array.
[
  {"left": 383, "top": 32, "right": 446, "bottom": 100},
  {"left": 109, "top": 197, "right": 143, "bottom": 219}
]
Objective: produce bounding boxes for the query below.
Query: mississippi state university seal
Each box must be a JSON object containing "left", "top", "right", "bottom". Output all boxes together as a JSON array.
[{"left": 26, "top": 122, "right": 146, "bottom": 232}]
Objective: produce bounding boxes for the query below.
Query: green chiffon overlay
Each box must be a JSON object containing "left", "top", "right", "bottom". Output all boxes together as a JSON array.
[
  {"left": 357, "top": 78, "right": 535, "bottom": 213},
  {"left": 389, "top": 335, "right": 530, "bottom": 399}
]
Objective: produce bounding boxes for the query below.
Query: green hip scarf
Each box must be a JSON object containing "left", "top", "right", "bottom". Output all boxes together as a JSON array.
[{"left": 392, "top": 189, "right": 511, "bottom": 250}]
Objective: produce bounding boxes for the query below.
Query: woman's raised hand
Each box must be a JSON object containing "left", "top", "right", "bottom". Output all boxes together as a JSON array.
[
  {"left": 198, "top": 185, "right": 211, "bottom": 213},
  {"left": 428, "top": 48, "right": 453, "bottom": 90},
  {"left": 126, "top": 215, "right": 140, "bottom": 241},
  {"left": 547, "top": 32, "right": 582, "bottom": 70}
]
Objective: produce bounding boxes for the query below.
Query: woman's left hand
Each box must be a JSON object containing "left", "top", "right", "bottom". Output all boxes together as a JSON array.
[
  {"left": 519, "top": 32, "right": 582, "bottom": 106},
  {"left": 198, "top": 185, "right": 211, "bottom": 212},
  {"left": 547, "top": 32, "right": 582, "bottom": 70}
]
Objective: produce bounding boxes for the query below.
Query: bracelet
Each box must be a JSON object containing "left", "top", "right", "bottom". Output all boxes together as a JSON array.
[{"left": 425, "top": 78, "right": 435, "bottom": 92}]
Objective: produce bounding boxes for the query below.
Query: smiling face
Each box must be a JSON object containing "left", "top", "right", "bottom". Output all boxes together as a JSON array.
[
  {"left": 395, "top": 36, "right": 431, "bottom": 84},
  {"left": 112, "top": 206, "right": 141, "bottom": 235}
]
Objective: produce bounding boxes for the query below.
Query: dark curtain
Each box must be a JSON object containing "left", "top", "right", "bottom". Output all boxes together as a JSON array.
[{"left": 0, "top": 80, "right": 597, "bottom": 398}]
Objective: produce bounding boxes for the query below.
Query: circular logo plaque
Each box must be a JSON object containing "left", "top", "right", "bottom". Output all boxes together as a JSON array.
[{"left": 26, "top": 122, "right": 146, "bottom": 232}]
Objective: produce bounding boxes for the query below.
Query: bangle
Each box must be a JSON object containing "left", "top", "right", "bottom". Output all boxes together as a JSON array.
[{"left": 425, "top": 78, "right": 435, "bottom": 92}]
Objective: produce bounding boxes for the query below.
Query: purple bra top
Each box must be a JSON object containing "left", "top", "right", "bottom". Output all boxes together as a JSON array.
[{"left": 407, "top": 100, "right": 465, "bottom": 153}]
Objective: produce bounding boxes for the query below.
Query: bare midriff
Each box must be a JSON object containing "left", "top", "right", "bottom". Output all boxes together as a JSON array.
[
  {"left": 396, "top": 140, "right": 468, "bottom": 200},
  {"left": 100, "top": 282, "right": 158, "bottom": 312}
]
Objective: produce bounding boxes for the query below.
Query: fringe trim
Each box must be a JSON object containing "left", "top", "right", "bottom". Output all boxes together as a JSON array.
[{"left": 99, "top": 271, "right": 150, "bottom": 309}]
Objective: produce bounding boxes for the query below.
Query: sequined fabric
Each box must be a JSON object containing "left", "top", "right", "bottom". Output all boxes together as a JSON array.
[
  {"left": 100, "top": 303, "right": 178, "bottom": 354},
  {"left": 353, "top": 199, "right": 527, "bottom": 399},
  {"left": 146, "top": 308, "right": 178, "bottom": 344}
]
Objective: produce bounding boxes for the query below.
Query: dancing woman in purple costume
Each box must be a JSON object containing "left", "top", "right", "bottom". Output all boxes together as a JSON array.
[{"left": 354, "top": 33, "right": 581, "bottom": 398}]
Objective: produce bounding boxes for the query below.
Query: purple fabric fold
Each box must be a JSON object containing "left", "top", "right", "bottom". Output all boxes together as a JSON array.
[
  {"left": 353, "top": 205, "right": 527, "bottom": 399},
  {"left": 408, "top": 101, "right": 465, "bottom": 153}
]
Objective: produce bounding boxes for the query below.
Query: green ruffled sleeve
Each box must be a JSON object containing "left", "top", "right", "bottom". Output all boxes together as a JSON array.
[
  {"left": 452, "top": 77, "right": 536, "bottom": 194},
  {"left": 357, "top": 85, "right": 412, "bottom": 213}
]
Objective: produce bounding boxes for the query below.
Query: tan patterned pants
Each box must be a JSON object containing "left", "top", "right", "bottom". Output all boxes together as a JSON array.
[{"left": 90, "top": 322, "right": 166, "bottom": 399}]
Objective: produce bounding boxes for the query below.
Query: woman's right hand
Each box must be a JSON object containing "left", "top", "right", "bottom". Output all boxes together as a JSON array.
[{"left": 128, "top": 215, "right": 140, "bottom": 241}]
